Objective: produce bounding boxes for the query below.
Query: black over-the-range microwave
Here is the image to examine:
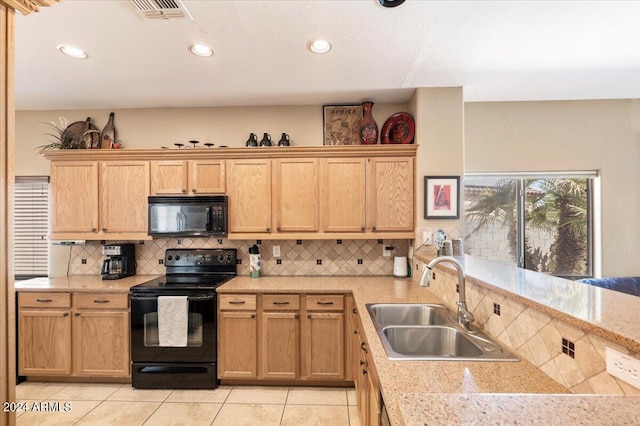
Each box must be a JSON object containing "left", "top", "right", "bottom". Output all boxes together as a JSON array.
[{"left": 148, "top": 195, "right": 228, "bottom": 237}]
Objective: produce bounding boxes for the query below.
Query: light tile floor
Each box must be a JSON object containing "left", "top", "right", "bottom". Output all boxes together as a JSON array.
[{"left": 15, "top": 382, "right": 361, "bottom": 426}]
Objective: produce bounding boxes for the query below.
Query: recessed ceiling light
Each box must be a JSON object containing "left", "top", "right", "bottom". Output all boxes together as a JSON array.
[
  {"left": 56, "top": 45, "right": 88, "bottom": 59},
  {"left": 189, "top": 44, "right": 213, "bottom": 57},
  {"left": 308, "top": 39, "right": 332, "bottom": 54}
]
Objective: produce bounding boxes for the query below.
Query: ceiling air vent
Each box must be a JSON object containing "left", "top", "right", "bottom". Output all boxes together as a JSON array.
[{"left": 130, "top": 0, "right": 193, "bottom": 20}]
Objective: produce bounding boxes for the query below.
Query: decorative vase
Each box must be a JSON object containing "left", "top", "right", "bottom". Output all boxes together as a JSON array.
[
  {"left": 259, "top": 132, "right": 272, "bottom": 146},
  {"left": 246, "top": 132, "right": 258, "bottom": 147},
  {"left": 360, "top": 101, "right": 378, "bottom": 145}
]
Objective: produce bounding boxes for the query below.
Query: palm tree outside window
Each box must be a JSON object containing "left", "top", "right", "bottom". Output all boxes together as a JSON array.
[{"left": 464, "top": 173, "right": 594, "bottom": 279}]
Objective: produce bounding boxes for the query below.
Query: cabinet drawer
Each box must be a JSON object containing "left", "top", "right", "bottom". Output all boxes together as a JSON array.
[
  {"left": 263, "top": 294, "right": 300, "bottom": 310},
  {"left": 75, "top": 293, "right": 129, "bottom": 309},
  {"left": 219, "top": 294, "right": 257, "bottom": 310},
  {"left": 19, "top": 292, "right": 71, "bottom": 308},
  {"left": 306, "top": 295, "right": 344, "bottom": 311}
]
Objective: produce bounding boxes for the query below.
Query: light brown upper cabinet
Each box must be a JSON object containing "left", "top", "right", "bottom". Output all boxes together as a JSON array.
[
  {"left": 226, "top": 159, "right": 272, "bottom": 233},
  {"left": 319, "top": 158, "right": 367, "bottom": 233},
  {"left": 44, "top": 145, "right": 416, "bottom": 240},
  {"left": 273, "top": 158, "right": 319, "bottom": 232},
  {"left": 50, "top": 160, "right": 150, "bottom": 240},
  {"left": 150, "top": 159, "right": 225, "bottom": 195},
  {"left": 50, "top": 161, "right": 99, "bottom": 234},
  {"left": 100, "top": 161, "right": 150, "bottom": 234},
  {"left": 320, "top": 156, "right": 414, "bottom": 234},
  {"left": 367, "top": 157, "right": 414, "bottom": 232}
]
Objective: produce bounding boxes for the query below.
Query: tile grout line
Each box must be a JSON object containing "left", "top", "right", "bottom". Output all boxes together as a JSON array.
[{"left": 278, "top": 386, "right": 290, "bottom": 426}]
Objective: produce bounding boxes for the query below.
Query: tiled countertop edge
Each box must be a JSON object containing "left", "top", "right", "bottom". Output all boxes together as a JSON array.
[{"left": 413, "top": 249, "right": 640, "bottom": 354}]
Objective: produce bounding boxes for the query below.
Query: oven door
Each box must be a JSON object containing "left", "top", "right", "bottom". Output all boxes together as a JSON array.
[{"left": 130, "top": 292, "right": 216, "bottom": 363}]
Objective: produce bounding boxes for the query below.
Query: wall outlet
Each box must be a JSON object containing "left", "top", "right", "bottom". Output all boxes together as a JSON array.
[
  {"left": 606, "top": 347, "right": 640, "bottom": 390},
  {"left": 422, "top": 231, "right": 432, "bottom": 245},
  {"left": 272, "top": 245, "right": 281, "bottom": 257},
  {"left": 383, "top": 246, "right": 392, "bottom": 257}
]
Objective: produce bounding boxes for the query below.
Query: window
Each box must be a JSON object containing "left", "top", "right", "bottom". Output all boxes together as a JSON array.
[
  {"left": 464, "top": 173, "right": 594, "bottom": 279},
  {"left": 14, "top": 176, "right": 49, "bottom": 279}
]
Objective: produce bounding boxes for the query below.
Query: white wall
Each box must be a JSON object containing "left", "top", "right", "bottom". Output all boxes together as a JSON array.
[
  {"left": 15, "top": 103, "right": 406, "bottom": 175},
  {"left": 465, "top": 99, "right": 640, "bottom": 276}
]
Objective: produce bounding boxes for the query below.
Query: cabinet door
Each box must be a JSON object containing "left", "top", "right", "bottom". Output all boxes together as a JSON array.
[
  {"left": 100, "top": 161, "right": 150, "bottom": 233},
  {"left": 18, "top": 310, "right": 72, "bottom": 375},
  {"left": 218, "top": 311, "right": 258, "bottom": 378},
  {"left": 150, "top": 160, "right": 188, "bottom": 195},
  {"left": 367, "top": 371, "right": 381, "bottom": 426},
  {"left": 191, "top": 160, "right": 225, "bottom": 194},
  {"left": 273, "top": 158, "right": 318, "bottom": 232},
  {"left": 261, "top": 312, "right": 299, "bottom": 379},
  {"left": 304, "top": 312, "right": 345, "bottom": 380},
  {"left": 368, "top": 157, "right": 414, "bottom": 232},
  {"left": 226, "top": 159, "right": 272, "bottom": 233},
  {"left": 320, "top": 158, "right": 367, "bottom": 233},
  {"left": 50, "top": 161, "right": 99, "bottom": 233},
  {"left": 72, "top": 310, "right": 130, "bottom": 377}
]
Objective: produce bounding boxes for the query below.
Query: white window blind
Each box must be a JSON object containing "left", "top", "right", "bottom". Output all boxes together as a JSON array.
[{"left": 14, "top": 176, "right": 49, "bottom": 278}]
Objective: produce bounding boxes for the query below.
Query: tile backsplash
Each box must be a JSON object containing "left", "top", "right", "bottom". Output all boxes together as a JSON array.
[
  {"left": 69, "top": 238, "right": 410, "bottom": 277},
  {"left": 413, "top": 258, "right": 640, "bottom": 396}
]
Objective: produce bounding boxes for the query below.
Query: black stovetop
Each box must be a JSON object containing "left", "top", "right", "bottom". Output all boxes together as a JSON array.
[{"left": 131, "top": 248, "right": 237, "bottom": 293}]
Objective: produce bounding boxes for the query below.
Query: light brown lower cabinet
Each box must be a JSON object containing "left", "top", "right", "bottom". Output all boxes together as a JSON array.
[
  {"left": 17, "top": 291, "right": 130, "bottom": 378},
  {"left": 348, "top": 296, "right": 381, "bottom": 426},
  {"left": 218, "top": 293, "right": 346, "bottom": 382},
  {"left": 304, "top": 295, "right": 345, "bottom": 380},
  {"left": 218, "top": 294, "right": 258, "bottom": 378}
]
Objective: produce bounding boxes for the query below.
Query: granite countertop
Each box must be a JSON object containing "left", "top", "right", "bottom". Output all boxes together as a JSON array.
[
  {"left": 15, "top": 275, "right": 161, "bottom": 293},
  {"left": 413, "top": 249, "right": 640, "bottom": 354},
  {"left": 221, "top": 276, "right": 583, "bottom": 425}
]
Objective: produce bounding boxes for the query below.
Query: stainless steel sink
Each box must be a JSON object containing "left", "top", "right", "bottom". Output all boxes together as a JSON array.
[
  {"left": 366, "top": 303, "right": 519, "bottom": 362},
  {"left": 366, "top": 303, "right": 449, "bottom": 326}
]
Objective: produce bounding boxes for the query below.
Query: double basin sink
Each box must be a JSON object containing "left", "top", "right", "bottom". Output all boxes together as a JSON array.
[{"left": 366, "top": 303, "right": 519, "bottom": 361}]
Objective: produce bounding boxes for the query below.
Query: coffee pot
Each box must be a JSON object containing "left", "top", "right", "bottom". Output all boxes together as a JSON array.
[
  {"left": 277, "top": 133, "right": 290, "bottom": 146},
  {"left": 101, "top": 244, "right": 136, "bottom": 280}
]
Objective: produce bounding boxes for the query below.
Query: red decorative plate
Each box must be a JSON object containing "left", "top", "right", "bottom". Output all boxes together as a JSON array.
[{"left": 381, "top": 112, "right": 415, "bottom": 144}]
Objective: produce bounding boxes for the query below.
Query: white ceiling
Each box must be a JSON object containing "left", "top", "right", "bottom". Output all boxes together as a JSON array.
[{"left": 14, "top": 0, "right": 640, "bottom": 110}]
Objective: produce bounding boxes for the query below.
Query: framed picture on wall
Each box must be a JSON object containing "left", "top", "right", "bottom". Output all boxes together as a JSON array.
[
  {"left": 424, "top": 176, "right": 460, "bottom": 219},
  {"left": 323, "top": 104, "right": 363, "bottom": 145}
]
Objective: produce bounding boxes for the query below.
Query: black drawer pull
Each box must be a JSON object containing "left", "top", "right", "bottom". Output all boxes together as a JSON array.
[
  {"left": 317, "top": 301, "right": 334, "bottom": 305},
  {"left": 250, "top": 314, "right": 256, "bottom": 319},
  {"left": 94, "top": 299, "right": 110, "bottom": 304},
  {"left": 36, "top": 298, "right": 53, "bottom": 303},
  {"left": 74, "top": 313, "right": 80, "bottom": 317},
  {"left": 361, "top": 342, "right": 368, "bottom": 353},
  {"left": 63, "top": 312, "right": 69, "bottom": 317},
  {"left": 273, "top": 301, "right": 290, "bottom": 305},
  {"left": 229, "top": 301, "right": 246, "bottom": 305},
  {"left": 352, "top": 308, "right": 357, "bottom": 314}
]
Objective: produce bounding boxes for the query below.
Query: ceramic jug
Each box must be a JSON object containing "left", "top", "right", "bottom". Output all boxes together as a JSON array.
[
  {"left": 259, "top": 132, "right": 272, "bottom": 146},
  {"left": 246, "top": 132, "right": 258, "bottom": 147},
  {"left": 278, "top": 133, "right": 290, "bottom": 146}
]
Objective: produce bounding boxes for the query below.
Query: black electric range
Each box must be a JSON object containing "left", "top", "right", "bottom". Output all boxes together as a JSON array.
[{"left": 129, "top": 248, "right": 237, "bottom": 389}]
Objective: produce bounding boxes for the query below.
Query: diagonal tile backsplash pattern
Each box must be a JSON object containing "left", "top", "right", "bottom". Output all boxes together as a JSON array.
[
  {"left": 69, "top": 238, "right": 410, "bottom": 277},
  {"left": 413, "top": 258, "right": 640, "bottom": 396}
]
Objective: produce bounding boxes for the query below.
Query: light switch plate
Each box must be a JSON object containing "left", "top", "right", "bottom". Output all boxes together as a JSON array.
[
  {"left": 272, "top": 245, "right": 281, "bottom": 257},
  {"left": 606, "top": 346, "right": 640, "bottom": 389}
]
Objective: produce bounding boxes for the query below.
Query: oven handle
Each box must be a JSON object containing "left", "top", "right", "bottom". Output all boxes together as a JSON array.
[{"left": 130, "top": 295, "right": 216, "bottom": 302}]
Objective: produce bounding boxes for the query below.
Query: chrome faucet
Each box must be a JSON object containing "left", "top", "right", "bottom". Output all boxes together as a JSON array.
[{"left": 418, "top": 256, "right": 475, "bottom": 332}]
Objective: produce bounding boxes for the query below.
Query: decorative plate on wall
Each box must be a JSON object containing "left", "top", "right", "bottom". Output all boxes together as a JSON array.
[{"left": 381, "top": 112, "right": 415, "bottom": 144}]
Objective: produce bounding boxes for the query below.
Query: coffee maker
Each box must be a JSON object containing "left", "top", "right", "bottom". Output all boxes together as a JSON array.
[{"left": 101, "top": 244, "right": 136, "bottom": 280}]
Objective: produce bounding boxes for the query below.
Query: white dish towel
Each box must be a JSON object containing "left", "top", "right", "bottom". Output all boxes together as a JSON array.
[{"left": 158, "top": 296, "right": 188, "bottom": 347}]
